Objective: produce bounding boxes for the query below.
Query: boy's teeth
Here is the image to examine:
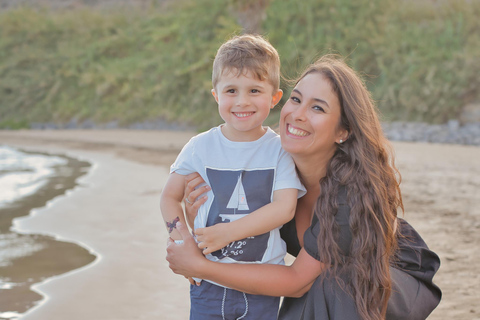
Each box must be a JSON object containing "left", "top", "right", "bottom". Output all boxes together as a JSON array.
[
  {"left": 288, "top": 125, "right": 309, "bottom": 137},
  {"left": 234, "top": 112, "right": 253, "bottom": 118}
]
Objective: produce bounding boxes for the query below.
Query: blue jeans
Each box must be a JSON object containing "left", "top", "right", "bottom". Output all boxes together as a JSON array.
[{"left": 190, "top": 281, "right": 279, "bottom": 320}]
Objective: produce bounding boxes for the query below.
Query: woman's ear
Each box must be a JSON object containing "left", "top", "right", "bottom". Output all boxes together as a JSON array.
[
  {"left": 337, "top": 129, "right": 349, "bottom": 144},
  {"left": 271, "top": 89, "right": 283, "bottom": 108}
]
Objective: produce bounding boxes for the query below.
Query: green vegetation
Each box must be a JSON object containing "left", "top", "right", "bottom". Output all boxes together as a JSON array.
[{"left": 0, "top": 0, "right": 479, "bottom": 130}]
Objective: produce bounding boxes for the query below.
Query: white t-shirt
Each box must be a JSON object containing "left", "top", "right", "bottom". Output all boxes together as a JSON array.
[{"left": 171, "top": 125, "right": 305, "bottom": 267}]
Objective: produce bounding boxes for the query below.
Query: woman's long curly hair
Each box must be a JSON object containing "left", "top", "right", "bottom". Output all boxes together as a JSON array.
[{"left": 300, "top": 55, "right": 403, "bottom": 319}]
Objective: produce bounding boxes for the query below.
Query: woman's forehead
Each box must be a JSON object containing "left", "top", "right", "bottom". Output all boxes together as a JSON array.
[{"left": 296, "top": 73, "right": 338, "bottom": 102}]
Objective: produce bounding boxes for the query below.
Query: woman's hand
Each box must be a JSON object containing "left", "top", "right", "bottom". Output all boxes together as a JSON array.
[
  {"left": 166, "top": 221, "right": 207, "bottom": 278},
  {"left": 183, "top": 173, "right": 210, "bottom": 229},
  {"left": 195, "top": 223, "right": 233, "bottom": 255}
]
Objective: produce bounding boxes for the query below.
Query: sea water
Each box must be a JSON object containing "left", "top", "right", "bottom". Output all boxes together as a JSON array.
[
  {"left": 0, "top": 145, "right": 68, "bottom": 265},
  {"left": 0, "top": 146, "right": 68, "bottom": 319},
  {"left": 0, "top": 145, "right": 67, "bottom": 206},
  {"left": 0, "top": 145, "right": 95, "bottom": 319}
]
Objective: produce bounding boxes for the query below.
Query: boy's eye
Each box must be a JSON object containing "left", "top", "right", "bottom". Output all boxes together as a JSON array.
[
  {"left": 226, "top": 89, "right": 236, "bottom": 93},
  {"left": 251, "top": 89, "right": 260, "bottom": 93}
]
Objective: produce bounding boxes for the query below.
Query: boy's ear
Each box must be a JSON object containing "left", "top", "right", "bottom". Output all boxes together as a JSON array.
[
  {"left": 211, "top": 89, "right": 219, "bottom": 103},
  {"left": 271, "top": 89, "right": 283, "bottom": 108}
]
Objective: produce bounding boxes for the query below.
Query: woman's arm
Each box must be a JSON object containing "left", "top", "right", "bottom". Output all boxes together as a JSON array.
[
  {"left": 167, "top": 221, "right": 324, "bottom": 297},
  {"left": 183, "top": 173, "right": 210, "bottom": 228}
]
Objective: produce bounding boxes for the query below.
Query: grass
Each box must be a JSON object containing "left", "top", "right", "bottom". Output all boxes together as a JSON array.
[{"left": 0, "top": 0, "right": 478, "bottom": 130}]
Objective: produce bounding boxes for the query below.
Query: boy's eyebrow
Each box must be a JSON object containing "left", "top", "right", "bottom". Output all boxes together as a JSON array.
[
  {"left": 292, "top": 89, "right": 330, "bottom": 108},
  {"left": 223, "top": 83, "right": 267, "bottom": 89}
]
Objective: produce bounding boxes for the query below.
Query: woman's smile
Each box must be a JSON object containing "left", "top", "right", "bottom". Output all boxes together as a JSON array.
[{"left": 286, "top": 124, "right": 310, "bottom": 137}]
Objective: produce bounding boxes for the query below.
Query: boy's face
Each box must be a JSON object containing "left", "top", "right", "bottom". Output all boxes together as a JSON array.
[{"left": 212, "top": 69, "right": 283, "bottom": 142}]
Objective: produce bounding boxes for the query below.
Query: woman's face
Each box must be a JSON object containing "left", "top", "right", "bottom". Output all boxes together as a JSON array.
[{"left": 280, "top": 72, "right": 347, "bottom": 158}]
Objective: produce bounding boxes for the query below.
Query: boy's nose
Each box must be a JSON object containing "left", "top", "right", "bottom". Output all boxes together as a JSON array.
[{"left": 235, "top": 93, "right": 250, "bottom": 107}]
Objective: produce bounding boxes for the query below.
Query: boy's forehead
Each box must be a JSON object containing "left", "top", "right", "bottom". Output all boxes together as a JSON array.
[
  {"left": 221, "top": 67, "right": 256, "bottom": 78},
  {"left": 218, "top": 68, "right": 268, "bottom": 85}
]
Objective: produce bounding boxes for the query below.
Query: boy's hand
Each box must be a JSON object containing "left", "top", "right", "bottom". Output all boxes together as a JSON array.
[
  {"left": 186, "top": 276, "right": 201, "bottom": 286},
  {"left": 195, "top": 223, "right": 232, "bottom": 255}
]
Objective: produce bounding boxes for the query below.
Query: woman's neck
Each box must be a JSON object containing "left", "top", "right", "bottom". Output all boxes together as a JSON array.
[
  {"left": 292, "top": 154, "right": 330, "bottom": 247},
  {"left": 292, "top": 154, "right": 330, "bottom": 191}
]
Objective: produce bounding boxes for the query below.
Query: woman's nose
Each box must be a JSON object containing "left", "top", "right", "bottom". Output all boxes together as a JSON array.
[{"left": 292, "top": 105, "right": 307, "bottom": 121}]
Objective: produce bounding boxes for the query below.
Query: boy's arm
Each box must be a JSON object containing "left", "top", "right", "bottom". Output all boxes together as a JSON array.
[
  {"left": 195, "top": 188, "right": 298, "bottom": 254},
  {"left": 168, "top": 221, "right": 323, "bottom": 297},
  {"left": 160, "top": 172, "right": 189, "bottom": 240}
]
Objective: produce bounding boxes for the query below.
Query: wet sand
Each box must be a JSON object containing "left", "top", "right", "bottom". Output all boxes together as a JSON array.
[{"left": 0, "top": 129, "right": 479, "bottom": 320}]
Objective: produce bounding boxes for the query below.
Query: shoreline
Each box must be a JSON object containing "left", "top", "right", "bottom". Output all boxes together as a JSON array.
[
  {"left": 0, "top": 149, "right": 95, "bottom": 318},
  {"left": 0, "top": 130, "right": 479, "bottom": 320},
  {"left": 0, "top": 132, "right": 194, "bottom": 320}
]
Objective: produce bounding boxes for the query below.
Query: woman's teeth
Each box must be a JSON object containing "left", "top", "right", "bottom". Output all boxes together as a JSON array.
[{"left": 288, "top": 125, "right": 309, "bottom": 137}]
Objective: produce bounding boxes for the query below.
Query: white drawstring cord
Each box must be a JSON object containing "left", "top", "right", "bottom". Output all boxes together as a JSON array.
[
  {"left": 237, "top": 292, "right": 249, "bottom": 320},
  {"left": 221, "top": 287, "right": 249, "bottom": 320}
]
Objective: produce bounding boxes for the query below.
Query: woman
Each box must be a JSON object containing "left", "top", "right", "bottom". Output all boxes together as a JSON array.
[{"left": 167, "top": 55, "right": 441, "bottom": 319}]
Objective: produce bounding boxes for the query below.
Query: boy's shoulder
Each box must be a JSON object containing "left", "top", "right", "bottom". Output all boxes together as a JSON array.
[
  {"left": 188, "top": 126, "right": 281, "bottom": 148},
  {"left": 189, "top": 126, "right": 220, "bottom": 143},
  {"left": 262, "top": 126, "right": 282, "bottom": 143}
]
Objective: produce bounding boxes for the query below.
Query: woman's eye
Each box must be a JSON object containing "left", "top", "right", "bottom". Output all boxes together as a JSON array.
[
  {"left": 313, "top": 105, "right": 325, "bottom": 113},
  {"left": 290, "top": 96, "right": 300, "bottom": 103}
]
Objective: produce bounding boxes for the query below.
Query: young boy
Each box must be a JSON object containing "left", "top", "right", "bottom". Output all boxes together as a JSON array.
[{"left": 160, "top": 34, "right": 305, "bottom": 320}]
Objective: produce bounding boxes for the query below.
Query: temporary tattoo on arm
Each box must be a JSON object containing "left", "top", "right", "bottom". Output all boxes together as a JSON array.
[{"left": 166, "top": 216, "right": 180, "bottom": 234}]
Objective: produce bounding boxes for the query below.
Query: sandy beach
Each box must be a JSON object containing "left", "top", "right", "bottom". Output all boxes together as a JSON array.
[{"left": 0, "top": 129, "right": 479, "bottom": 320}]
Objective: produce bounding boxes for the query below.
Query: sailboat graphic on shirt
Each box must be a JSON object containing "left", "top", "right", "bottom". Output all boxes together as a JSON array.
[
  {"left": 219, "top": 174, "right": 249, "bottom": 222},
  {"left": 206, "top": 167, "right": 274, "bottom": 262}
]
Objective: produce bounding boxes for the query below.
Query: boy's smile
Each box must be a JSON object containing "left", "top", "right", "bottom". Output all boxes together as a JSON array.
[
  {"left": 212, "top": 69, "right": 282, "bottom": 142},
  {"left": 233, "top": 112, "right": 255, "bottom": 118}
]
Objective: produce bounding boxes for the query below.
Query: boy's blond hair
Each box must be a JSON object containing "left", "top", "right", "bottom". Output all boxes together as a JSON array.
[{"left": 212, "top": 34, "right": 280, "bottom": 92}]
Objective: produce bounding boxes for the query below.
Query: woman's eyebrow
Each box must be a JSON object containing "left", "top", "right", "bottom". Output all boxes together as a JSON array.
[{"left": 292, "top": 88, "right": 303, "bottom": 96}]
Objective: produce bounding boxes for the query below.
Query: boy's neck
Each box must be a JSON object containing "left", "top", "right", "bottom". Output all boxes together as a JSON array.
[{"left": 220, "top": 124, "right": 267, "bottom": 142}]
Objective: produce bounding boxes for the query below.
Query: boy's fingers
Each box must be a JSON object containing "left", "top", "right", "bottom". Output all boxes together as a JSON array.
[{"left": 197, "top": 241, "right": 206, "bottom": 250}]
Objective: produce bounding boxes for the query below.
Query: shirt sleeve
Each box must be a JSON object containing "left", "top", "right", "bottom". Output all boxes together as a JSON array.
[
  {"left": 170, "top": 136, "right": 198, "bottom": 175},
  {"left": 274, "top": 148, "right": 306, "bottom": 197}
]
